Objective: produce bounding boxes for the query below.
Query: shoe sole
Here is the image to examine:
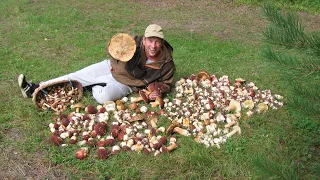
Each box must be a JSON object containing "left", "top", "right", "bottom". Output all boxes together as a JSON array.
[{"left": 18, "top": 74, "right": 28, "bottom": 98}]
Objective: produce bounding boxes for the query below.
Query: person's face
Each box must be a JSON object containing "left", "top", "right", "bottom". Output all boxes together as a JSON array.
[{"left": 143, "top": 37, "right": 162, "bottom": 58}]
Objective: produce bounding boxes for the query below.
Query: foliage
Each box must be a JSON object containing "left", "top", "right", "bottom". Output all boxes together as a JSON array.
[
  {"left": 235, "top": 0, "right": 320, "bottom": 14},
  {"left": 260, "top": 4, "right": 320, "bottom": 179}
]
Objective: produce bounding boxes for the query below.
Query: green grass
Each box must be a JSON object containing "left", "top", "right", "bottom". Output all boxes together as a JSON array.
[{"left": 1, "top": 0, "right": 319, "bottom": 179}]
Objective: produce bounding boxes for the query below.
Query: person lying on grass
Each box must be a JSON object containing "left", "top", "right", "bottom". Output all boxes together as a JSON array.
[{"left": 18, "top": 24, "right": 176, "bottom": 104}]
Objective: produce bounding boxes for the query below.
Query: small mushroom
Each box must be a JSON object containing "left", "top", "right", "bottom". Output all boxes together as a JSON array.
[
  {"left": 235, "top": 78, "right": 246, "bottom": 84},
  {"left": 85, "top": 105, "right": 98, "bottom": 114},
  {"left": 72, "top": 103, "right": 84, "bottom": 113},
  {"left": 129, "top": 102, "right": 138, "bottom": 110},
  {"left": 173, "top": 127, "right": 190, "bottom": 136},
  {"left": 97, "top": 147, "right": 110, "bottom": 160},
  {"left": 75, "top": 147, "right": 88, "bottom": 160},
  {"left": 94, "top": 122, "right": 107, "bottom": 136},
  {"left": 128, "top": 114, "right": 144, "bottom": 123},
  {"left": 225, "top": 126, "right": 241, "bottom": 138},
  {"left": 130, "top": 90, "right": 150, "bottom": 104},
  {"left": 197, "top": 70, "right": 210, "bottom": 80},
  {"left": 167, "top": 142, "right": 178, "bottom": 152}
]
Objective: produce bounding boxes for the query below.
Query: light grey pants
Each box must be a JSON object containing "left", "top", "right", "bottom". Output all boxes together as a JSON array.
[{"left": 40, "top": 60, "right": 132, "bottom": 104}]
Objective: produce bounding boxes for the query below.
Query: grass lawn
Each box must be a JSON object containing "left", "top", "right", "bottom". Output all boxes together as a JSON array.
[{"left": 1, "top": 0, "right": 319, "bottom": 179}]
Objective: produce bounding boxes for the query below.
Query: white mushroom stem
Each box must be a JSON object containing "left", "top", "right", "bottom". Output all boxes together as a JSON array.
[
  {"left": 226, "top": 126, "right": 241, "bottom": 138},
  {"left": 225, "top": 121, "right": 236, "bottom": 129},
  {"left": 167, "top": 142, "right": 178, "bottom": 152},
  {"left": 173, "top": 127, "right": 190, "bottom": 136}
]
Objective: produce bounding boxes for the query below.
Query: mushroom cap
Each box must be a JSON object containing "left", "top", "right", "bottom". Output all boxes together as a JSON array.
[
  {"left": 107, "top": 33, "right": 136, "bottom": 62},
  {"left": 73, "top": 103, "right": 84, "bottom": 108},
  {"left": 85, "top": 105, "right": 98, "bottom": 114},
  {"left": 129, "top": 114, "right": 144, "bottom": 122},
  {"left": 149, "top": 89, "right": 162, "bottom": 101},
  {"left": 235, "top": 78, "right": 246, "bottom": 84},
  {"left": 139, "top": 90, "right": 150, "bottom": 103},
  {"left": 197, "top": 70, "right": 211, "bottom": 80},
  {"left": 94, "top": 122, "right": 107, "bottom": 136},
  {"left": 97, "top": 147, "right": 110, "bottom": 159}
]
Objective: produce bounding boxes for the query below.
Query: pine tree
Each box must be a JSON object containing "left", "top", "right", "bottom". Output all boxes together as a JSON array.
[
  {"left": 261, "top": 4, "right": 320, "bottom": 118},
  {"left": 258, "top": 4, "right": 320, "bottom": 179}
]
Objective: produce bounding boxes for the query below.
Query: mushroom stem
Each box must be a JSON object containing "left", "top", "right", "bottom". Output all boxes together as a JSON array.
[
  {"left": 167, "top": 142, "right": 178, "bottom": 152},
  {"left": 225, "top": 121, "right": 236, "bottom": 129},
  {"left": 173, "top": 127, "right": 190, "bottom": 136},
  {"left": 226, "top": 126, "right": 241, "bottom": 138},
  {"left": 43, "top": 103, "right": 58, "bottom": 112}
]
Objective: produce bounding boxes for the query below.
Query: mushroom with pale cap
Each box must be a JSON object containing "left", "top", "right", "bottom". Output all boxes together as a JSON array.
[
  {"left": 72, "top": 103, "right": 84, "bottom": 113},
  {"left": 197, "top": 70, "right": 211, "bottom": 80}
]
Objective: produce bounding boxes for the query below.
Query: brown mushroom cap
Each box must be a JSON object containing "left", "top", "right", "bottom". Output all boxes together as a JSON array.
[
  {"left": 73, "top": 103, "right": 83, "bottom": 108},
  {"left": 85, "top": 105, "right": 98, "bottom": 114},
  {"left": 97, "top": 147, "right": 110, "bottom": 160},
  {"left": 129, "top": 114, "right": 144, "bottom": 122},
  {"left": 155, "top": 97, "right": 164, "bottom": 109},
  {"left": 94, "top": 122, "right": 107, "bottom": 136},
  {"left": 107, "top": 33, "right": 136, "bottom": 62},
  {"left": 149, "top": 89, "right": 162, "bottom": 101},
  {"left": 197, "top": 70, "right": 211, "bottom": 80},
  {"left": 139, "top": 90, "right": 150, "bottom": 104}
]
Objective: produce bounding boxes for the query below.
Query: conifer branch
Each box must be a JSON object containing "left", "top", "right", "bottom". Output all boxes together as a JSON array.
[{"left": 262, "top": 4, "right": 307, "bottom": 47}]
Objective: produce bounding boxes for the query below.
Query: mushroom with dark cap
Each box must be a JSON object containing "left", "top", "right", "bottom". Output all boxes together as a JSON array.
[
  {"left": 150, "top": 97, "right": 164, "bottom": 108},
  {"left": 130, "top": 90, "right": 150, "bottom": 104}
]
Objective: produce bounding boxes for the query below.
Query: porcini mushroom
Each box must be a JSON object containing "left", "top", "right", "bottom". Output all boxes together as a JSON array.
[
  {"left": 130, "top": 90, "right": 150, "bottom": 104},
  {"left": 72, "top": 103, "right": 84, "bottom": 113},
  {"left": 75, "top": 147, "right": 88, "bottom": 160},
  {"left": 225, "top": 126, "right": 241, "bottom": 138},
  {"left": 197, "top": 70, "right": 211, "bottom": 80},
  {"left": 150, "top": 97, "right": 164, "bottom": 108}
]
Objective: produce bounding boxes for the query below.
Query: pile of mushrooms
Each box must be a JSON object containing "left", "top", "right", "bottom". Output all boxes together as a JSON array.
[
  {"left": 47, "top": 70, "right": 284, "bottom": 160},
  {"left": 35, "top": 82, "right": 81, "bottom": 114},
  {"left": 161, "top": 71, "right": 284, "bottom": 148},
  {"left": 49, "top": 100, "right": 178, "bottom": 160}
]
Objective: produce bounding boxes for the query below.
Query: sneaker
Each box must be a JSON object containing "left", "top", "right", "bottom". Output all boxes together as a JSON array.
[{"left": 18, "top": 74, "right": 35, "bottom": 98}]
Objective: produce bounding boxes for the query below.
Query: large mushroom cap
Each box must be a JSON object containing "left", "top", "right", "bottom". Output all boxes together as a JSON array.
[{"left": 108, "top": 33, "right": 136, "bottom": 62}]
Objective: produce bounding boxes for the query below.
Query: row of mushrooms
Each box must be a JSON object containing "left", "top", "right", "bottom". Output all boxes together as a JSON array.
[
  {"left": 48, "top": 71, "right": 284, "bottom": 159},
  {"left": 49, "top": 101, "right": 179, "bottom": 160}
]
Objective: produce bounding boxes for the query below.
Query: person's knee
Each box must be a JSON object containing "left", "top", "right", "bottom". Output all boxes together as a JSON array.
[{"left": 92, "top": 85, "right": 124, "bottom": 104}]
